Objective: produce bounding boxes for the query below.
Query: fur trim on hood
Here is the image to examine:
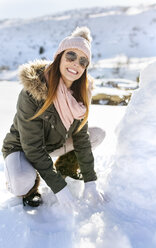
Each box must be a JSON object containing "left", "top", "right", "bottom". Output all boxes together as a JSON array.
[
  {"left": 18, "top": 59, "right": 93, "bottom": 103},
  {"left": 18, "top": 59, "right": 51, "bottom": 101}
]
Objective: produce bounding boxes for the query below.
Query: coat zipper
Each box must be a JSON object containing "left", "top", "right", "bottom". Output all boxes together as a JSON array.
[
  {"left": 63, "top": 133, "right": 69, "bottom": 154},
  {"left": 42, "top": 120, "right": 46, "bottom": 149}
]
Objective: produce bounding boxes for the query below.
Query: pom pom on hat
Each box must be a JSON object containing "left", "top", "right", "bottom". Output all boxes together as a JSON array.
[
  {"left": 71, "top": 26, "right": 92, "bottom": 43},
  {"left": 53, "top": 26, "right": 92, "bottom": 63}
]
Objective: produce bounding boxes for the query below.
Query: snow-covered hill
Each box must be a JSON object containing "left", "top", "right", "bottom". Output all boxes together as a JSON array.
[{"left": 0, "top": 5, "right": 156, "bottom": 80}]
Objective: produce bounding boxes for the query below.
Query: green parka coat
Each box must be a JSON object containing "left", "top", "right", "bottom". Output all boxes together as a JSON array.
[{"left": 2, "top": 60, "right": 97, "bottom": 193}]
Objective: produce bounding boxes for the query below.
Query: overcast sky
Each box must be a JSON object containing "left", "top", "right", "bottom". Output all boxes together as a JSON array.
[{"left": 0, "top": 0, "right": 156, "bottom": 19}]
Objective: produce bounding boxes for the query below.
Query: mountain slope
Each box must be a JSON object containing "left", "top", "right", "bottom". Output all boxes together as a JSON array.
[{"left": 0, "top": 5, "right": 156, "bottom": 74}]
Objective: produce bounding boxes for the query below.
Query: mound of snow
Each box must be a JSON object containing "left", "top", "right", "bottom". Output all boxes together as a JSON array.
[{"left": 107, "top": 60, "right": 156, "bottom": 227}]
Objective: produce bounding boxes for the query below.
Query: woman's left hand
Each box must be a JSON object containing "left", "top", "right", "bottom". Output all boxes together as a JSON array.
[{"left": 55, "top": 186, "right": 76, "bottom": 209}]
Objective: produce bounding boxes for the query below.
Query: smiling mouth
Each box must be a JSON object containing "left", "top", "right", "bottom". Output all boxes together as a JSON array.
[{"left": 67, "top": 68, "right": 78, "bottom": 75}]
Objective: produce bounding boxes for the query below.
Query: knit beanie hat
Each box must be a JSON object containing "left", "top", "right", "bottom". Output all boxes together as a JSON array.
[{"left": 54, "top": 26, "right": 92, "bottom": 63}]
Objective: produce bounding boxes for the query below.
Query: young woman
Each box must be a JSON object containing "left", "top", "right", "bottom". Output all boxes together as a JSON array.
[{"left": 2, "top": 26, "right": 105, "bottom": 208}]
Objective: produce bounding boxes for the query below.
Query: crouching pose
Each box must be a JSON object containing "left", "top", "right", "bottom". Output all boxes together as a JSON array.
[{"left": 2, "top": 27, "right": 105, "bottom": 207}]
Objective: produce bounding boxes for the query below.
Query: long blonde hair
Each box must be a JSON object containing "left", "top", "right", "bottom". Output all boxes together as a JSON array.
[{"left": 30, "top": 52, "right": 90, "bottom": 132}]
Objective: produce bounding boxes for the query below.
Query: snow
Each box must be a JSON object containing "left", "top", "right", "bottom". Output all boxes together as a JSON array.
[
  {"left": 105, "top": 60, "right": 156, "bottom": 247},
  {"left": 0, "top": 78, "right": 128, "bottom": 248},
  {"left": 2, "top": 62, "right": 156, "bottom": 246},
  {"left": 1, "top": 63, "right": 156, "bottom": 247}
]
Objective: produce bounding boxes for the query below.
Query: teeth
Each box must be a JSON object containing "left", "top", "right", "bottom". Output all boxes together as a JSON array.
[{"left": 67, "top": 68, "right": 77, "bottom": 74}]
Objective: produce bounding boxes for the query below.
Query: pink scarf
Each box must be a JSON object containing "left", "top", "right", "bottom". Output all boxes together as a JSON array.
[{"left": 53, "top": 78, "right": 89, "bottom": 131}]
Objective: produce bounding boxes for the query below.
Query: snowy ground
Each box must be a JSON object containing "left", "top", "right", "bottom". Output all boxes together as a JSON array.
[
  {"left": 1, "top": 61, "right": 156, "bottom": 247},
  {"left": 0, "top": 80, "right": 130, "bottom": 248},
  {"left": 2, "top": 77, "right": 156, "bottom": 248}
]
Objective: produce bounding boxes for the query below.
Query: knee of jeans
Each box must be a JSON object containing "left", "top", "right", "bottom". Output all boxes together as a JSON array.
[
  {"left": 11, "top": 176, "right": 36, "bottom": 197},
  {"left": 89, "top": 127, "right": 106, "bottom": 149}
]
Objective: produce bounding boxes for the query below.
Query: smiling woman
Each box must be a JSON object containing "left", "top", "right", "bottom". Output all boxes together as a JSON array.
[{"left": 2, "top": 26, "right": 105, "bottom": 209}]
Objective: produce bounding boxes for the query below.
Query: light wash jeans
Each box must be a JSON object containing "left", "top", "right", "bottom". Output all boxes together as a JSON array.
[{"left": 4, "top": 127, "right": 105, "bottom": 196}]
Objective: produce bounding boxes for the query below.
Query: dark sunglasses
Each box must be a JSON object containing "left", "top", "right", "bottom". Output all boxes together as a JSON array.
[{"left": 65, "top": 51, "right": 89, "bottom": 68}]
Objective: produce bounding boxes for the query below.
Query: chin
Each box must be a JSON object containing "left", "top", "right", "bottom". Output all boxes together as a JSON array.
[{"left": 66, "top": 75, "right": 79, "bottom": 82}]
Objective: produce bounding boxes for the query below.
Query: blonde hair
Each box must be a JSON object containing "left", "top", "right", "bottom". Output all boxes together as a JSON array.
[{"left": 30, "top": 52, "right": 90, "bottom": 133}]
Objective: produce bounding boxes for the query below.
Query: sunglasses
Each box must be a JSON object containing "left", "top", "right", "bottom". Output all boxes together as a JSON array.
[{"left": 65, "top": 51, "right": 89, "bottom": 68}]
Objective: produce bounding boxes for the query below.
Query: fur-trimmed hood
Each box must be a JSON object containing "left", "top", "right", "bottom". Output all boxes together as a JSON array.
[
  {"left": 18, "top": 59, "right": 93, "bottom": 102},
  {"left": 18, "top": 59, "right": 51, "bottom": 101}
]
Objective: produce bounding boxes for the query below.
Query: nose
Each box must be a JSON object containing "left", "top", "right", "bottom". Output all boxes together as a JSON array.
[{"left": 72, "top": 58, "right": 79, "bottom": 67}]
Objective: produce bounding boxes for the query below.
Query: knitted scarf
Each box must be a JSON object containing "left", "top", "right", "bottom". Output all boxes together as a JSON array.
[{"left": 53, "top": 78, "right": 87, "bottom": 131}]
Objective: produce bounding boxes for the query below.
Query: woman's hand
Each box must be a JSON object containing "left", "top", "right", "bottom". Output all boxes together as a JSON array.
[
  {"left": 55, "top": 186, "right": 75, "bottom": 209},
  {"left": 83, "top": 181, "right": 104, "bottom": 206}
]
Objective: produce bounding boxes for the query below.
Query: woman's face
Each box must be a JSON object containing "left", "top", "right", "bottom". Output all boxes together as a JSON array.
[{"left": 59, "top": 48, "right": 88, "bottom": 88}]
